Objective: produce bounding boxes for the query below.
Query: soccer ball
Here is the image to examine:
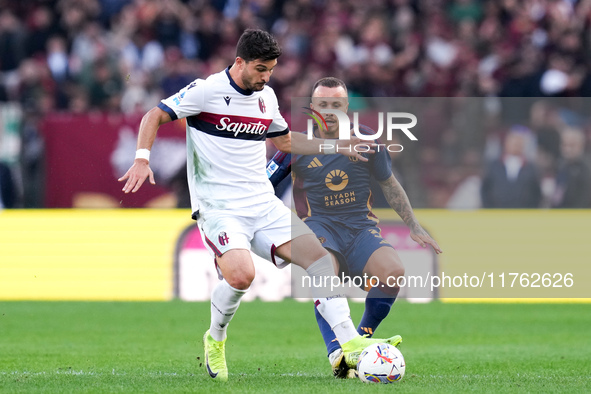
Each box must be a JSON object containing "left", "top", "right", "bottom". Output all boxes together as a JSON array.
[{"left": 356, "top": 343, "right": 405, "bottom": 383}]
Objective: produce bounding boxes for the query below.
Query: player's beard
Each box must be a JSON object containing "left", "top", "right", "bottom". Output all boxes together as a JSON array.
[
  {"left": 251, "top": 82, "right": 266, "bottom": 91},
  {"left": 242, "top": 75, "right": 266, "bottom": 91}
]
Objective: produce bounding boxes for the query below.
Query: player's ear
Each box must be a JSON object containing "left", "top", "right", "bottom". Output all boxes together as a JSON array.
[{"left": 235, "top": 57, "right": 246, "bottom": 70}]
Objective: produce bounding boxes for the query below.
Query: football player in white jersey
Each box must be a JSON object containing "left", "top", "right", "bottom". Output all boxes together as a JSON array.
[{"left": 118, "top": 29, "right": 400, "bottom": 381}]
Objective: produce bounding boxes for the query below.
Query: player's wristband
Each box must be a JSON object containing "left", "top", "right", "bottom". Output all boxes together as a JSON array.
[
  {"left": 135, "top": 149, "right": 150, "bottom": 161},
  {"left": 324, "top": 139, "right": 337, "bottom": 154}
]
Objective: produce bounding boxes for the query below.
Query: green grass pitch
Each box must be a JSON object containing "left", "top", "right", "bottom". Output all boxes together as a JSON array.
[{"left": 1, "top": 300, "right": 590, "bottom": 393}]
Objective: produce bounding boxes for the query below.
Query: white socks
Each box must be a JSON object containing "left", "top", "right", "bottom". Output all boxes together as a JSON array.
[
  {"left": 316, "top": 296, "right": 358, "bottom": 344},
  {"left": 209, "top": 279, "right": 248, "bottom": 342},
  {"left": 305, "top": 253, "right": 338, "bottom": 299},
  {"left": 208, "top": 254, "right": 359, "bottom": 345},
  {"left": 306, "top": 254, "right": 359, "bottom": 344}
]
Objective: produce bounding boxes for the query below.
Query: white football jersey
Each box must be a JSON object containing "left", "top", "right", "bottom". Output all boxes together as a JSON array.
[{"left": 158, "top": 67, "right": 289, "bottom": 214}]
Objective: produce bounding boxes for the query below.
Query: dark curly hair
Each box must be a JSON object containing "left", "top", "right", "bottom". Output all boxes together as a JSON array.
[{"left": 236, "top": 29, "right": 282, "bottom": 62}]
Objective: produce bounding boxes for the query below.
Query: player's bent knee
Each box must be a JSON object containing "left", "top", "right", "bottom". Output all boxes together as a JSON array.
[
  {"left": 222, "top": 263, "right": 255, "bottom": 290},
  {"left": 376, "top": 265, "right": 405, "bottom": 295},
  {"left": 217, "top": 249, "right": 255, "bottom": 290},
  {"left": 383, "top": 255, "right": 405, "bottom": 284},
  {"left": 388, "top": 265, "right": 405, "bottom": 281},
  {"left": 225, "top": 270, "right": 254, "bottom": 290}
]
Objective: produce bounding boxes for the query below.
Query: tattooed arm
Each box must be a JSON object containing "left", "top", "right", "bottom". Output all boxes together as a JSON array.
[{"left": 378, "top": 174, "right": 442, "bottom": 254}]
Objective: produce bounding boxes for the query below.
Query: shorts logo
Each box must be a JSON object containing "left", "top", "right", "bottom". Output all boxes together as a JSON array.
[
  {"left": 318, "top": 236, "right": 326, "bottom": 244},
  {"left": 259, "top": 97, "right": 266, "bottom": 113},
  {"left": 218, "top": 232, "right": 229, "bottom": 246},
  {"left": 325, "top": 169, "right": 349, "bottom": 192}
]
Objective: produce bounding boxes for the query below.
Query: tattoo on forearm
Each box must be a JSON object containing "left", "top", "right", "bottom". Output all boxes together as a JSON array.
[{"left": 380, "top": 177, "right": 420, "bottom": 232}]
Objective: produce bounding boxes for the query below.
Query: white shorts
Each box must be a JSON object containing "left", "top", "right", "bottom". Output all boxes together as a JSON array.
[{"left": 196, "top": 197, "right": 313, "bottom": 269}]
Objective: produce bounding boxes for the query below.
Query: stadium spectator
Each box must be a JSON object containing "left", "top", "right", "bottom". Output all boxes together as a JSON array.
[
  {"left": 159, "top": 47, "right": 196, "bottom": 98},
  {"left": 0, "top": 162, "right": 16, "bottom": 209},
  {"left": 26, "top": 6, "right": 62, "bottom": 58},
  {"left": 551, "top": 127, "right": 591, "bottom": 208},
  {"left": 481, "top": 127, "right": 543, "bottom": 208},
  {"left": 46, "top": 36, "right": 69, "bottom": 83},
  {"left": 85, "top": 57, "right": 123, "bottom": 111},
  {"left": 0, "top": 10, "right": 27, "bottom": 75}
]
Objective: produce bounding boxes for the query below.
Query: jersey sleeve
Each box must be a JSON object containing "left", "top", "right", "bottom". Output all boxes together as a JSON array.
[
  {"left": 158, "top": 79, "right": 205, "bottom": 120},
  {"left": 266, "top": 152, "right": 291, "bottom": 187},
  {"left": 267, "top": 94, "right": 289, "bottom": 137},
  {"left": 369, "top": 144, "right": 393, "bottom": 182}
]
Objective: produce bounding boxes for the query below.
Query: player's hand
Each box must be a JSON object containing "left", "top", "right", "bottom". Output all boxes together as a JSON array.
[
  {"left": 334, "top": 131, "right": 377, "bottom": 162},
  {"left": 410, "top": 227, "right": 442, "bottom": 254},
  {"left": 118, "top": 159, "right": 155, "bottom": 193}
]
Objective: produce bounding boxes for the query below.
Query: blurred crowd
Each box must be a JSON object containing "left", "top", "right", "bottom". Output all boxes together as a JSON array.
[{"left": 0, "top": 0, "right": 590, "bottom": 208}]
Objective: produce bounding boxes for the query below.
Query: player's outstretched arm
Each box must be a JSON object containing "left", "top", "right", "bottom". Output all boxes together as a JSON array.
[
  {"left": 118, "top": 107, "right": 172, "bottom": 193},
  {"left": 378, "top": 174, "right": 442, "bottom": 254},
  {"left": 275, "top": 131, "right": 374, "bottom": 162}
]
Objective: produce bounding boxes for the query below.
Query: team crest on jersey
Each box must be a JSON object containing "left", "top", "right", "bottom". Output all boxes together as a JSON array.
[
  {"left": 325, "top": 169, "right": 349, "bottom": 192},
  {"left": 259, "top": 97, "right": 266, "bottom": 113},
  {"left": 218, "top": 232, "right": 229, "bottom": 246}
]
